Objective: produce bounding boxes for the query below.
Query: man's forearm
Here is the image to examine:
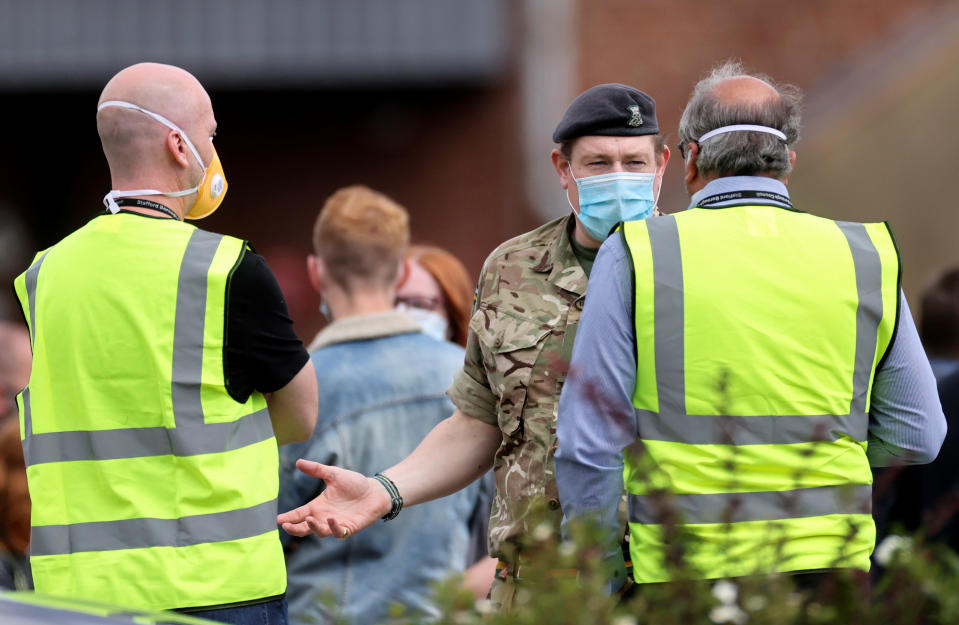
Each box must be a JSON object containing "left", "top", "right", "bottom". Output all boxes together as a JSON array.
[{"left": 380, "top": 408, "right": 500, "bottom": 507}]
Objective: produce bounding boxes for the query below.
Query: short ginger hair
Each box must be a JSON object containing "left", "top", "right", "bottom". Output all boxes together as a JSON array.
[{"left": 313, "top": 185, "right": 410, "bottom": 292}]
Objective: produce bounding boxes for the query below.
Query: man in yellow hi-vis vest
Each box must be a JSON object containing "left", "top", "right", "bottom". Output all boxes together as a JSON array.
[
  {"left": 12, "top": 63, "right": 317, "bottom": 623},
  {"left": 554, "top": 61, "right": 946, "bottom": 591}
]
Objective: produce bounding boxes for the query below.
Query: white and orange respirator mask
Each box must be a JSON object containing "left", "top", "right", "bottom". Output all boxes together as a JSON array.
[{"left": 98, "top": 100, "right": 227, "bottom": 220}]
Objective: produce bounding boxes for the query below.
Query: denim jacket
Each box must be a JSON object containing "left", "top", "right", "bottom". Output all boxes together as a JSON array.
[{"left": 280, "top": 311, "right": 480, "bottom": 625}]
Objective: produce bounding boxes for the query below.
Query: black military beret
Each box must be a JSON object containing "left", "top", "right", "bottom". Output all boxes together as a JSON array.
[{"left": 552, "top": 83, "right": 659, "bottom": 143}]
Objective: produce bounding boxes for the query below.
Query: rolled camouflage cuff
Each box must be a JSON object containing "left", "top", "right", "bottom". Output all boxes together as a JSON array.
[{"left": 447, "top": 368, "right": 498, "bottom": 426}]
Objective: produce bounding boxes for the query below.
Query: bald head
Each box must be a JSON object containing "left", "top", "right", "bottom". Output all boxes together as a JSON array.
[
  {"left": 97, "top": 63, "right": 215, "bottom": 189},
  {"left": 710, "top": 75, "right": 781, "bottom": 108},
  {"left": 679, "top": 61, "right": 801, "bottom": 180}
]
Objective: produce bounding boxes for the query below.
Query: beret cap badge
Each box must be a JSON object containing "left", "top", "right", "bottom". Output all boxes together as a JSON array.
[{"left": 626, "top": 104, "right": 643, "bottom": 127}]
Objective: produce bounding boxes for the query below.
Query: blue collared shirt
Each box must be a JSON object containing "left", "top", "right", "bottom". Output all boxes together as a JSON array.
[{"left": 554, "top": 176, "right": 948, "bottom": 585}]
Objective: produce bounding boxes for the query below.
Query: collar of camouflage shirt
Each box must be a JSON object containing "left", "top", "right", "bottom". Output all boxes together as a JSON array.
[{"left": 531, "top": 214, "right": 588, "bottom": 297}]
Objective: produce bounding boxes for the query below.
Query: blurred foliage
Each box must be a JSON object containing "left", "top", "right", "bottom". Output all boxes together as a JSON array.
[{"left": 379, "top": 504, "right": 959, "bottom": 625}]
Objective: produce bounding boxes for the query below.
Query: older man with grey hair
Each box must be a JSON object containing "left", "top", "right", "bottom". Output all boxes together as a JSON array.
[{"left": 555, "top": 61, "right": 945, "bottom": 591}]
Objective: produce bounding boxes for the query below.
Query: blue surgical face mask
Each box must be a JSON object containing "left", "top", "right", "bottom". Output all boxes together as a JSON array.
[{"left": 566, "top": 167, "right": 659, "bottom": 241}]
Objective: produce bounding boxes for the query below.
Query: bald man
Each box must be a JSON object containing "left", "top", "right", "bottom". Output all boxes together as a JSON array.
[
  {"left": 555, "top": 61, "right": 945, "bottom": 590},
  {"left": 0, "top": 322, "right": 30, "bottom": 423},
  {"left": 11, "top": 63, "right": 317, "bottom": 623}
]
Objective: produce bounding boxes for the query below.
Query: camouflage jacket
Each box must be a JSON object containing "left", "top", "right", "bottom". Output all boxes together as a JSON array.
[{"left": 447, "top": 214, "right": 587, "bottom": 560}]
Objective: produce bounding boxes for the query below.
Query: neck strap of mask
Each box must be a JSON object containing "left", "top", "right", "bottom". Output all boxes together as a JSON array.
[{"left": 112, "top": 197, "right": 180, "bottom": 220}]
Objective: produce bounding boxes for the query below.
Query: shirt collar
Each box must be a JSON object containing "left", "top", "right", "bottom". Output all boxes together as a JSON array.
[
  {"left": 688, "top": 176, "right": 791, "bottom": 210},
  {"left": 529, "top": 214, "right": 588, "bottom": 296},
  {"left": 308, "top": 310, "right": 422, "bottom": 351}
]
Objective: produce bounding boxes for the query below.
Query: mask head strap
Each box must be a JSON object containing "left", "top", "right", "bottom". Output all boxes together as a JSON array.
[
  {"left": 98, "top": 100, "right": 206, "bottom": 167},
  {"left": 697, "top": 124, "right": 787, "bottom": 144}
]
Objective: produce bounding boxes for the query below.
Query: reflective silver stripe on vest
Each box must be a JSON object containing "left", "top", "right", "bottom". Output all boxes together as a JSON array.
[
  {"left": 836, "top": 222, "right": 883, "bottom": 421},
  {"left": 24, "top": 408, "right": 274, "bottom": 465},
  {"left": 19, "top": 251, "right": 50, "bottom": 447},
  {"left": 30, "top": 498, "right": 278, "bottom": 557},
  {"left": 628, "top": 484, "right": 872, "bottom": 525},
  {"left": 635, "top": 410, "right": 866, "bottom": 446},
  {"left": 21, "top": 229, "right": 274, "bottom": 469},
  {"left": 172, "top": 229, "right": 221, "bottom": 425},
  {"left": 647, "top": 216, "right": 686, "bottom": 418},
  {"left": 636, "top": 216, "right": 883, "bottom": 446}
]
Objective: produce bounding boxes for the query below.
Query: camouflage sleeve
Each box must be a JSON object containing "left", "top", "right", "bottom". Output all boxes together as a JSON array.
[{"left": 447, "top": 331, "right": 497, "bottom": 426}]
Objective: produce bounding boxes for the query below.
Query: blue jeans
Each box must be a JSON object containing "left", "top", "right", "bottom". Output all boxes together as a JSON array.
[{"left": 187, "top": 597, "right": 287, "bottom": 625}]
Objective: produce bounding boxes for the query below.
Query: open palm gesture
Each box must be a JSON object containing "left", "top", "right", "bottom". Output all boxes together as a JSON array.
[{"left": 277, "top": 460, "right": 390, "bottom": 539}]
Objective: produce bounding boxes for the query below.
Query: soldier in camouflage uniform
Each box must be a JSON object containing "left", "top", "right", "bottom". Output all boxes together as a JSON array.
[{"left": 278, "top": 83, "right": 670, "bottom": 610}]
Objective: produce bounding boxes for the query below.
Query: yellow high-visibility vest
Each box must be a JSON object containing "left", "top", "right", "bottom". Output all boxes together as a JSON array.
[
  {"left": 620, "top": 203, "right": 899, "bottom": 583},
  {"left": 13, "top": 213, "right": 285, "bottom": 611}
]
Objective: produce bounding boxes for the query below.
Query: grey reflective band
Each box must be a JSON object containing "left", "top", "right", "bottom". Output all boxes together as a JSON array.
[
  {"left": 647, "top": 216, "right": 685, "bottom": 418},
  {"left": 628, "top": 484, "right": 872, "bottom": 525},
  {"left": 20, "top": 252, "right": 49, "bottom": 447},
  {"left": 24, "top": 408, "right": 273, "bottom": 465},
  {"left": 635, "top": 410, "right": 867, "bottom": 446},
  {"left": 30, "top": 498, "right": 278, "bottom": 557},
  {"left": 627, "top": 484, "right": 872, "bottom": 525},
  {"left": 172, "top": 229, "right": 221, "bottom": 426},
  {"left": 636, "top": 215, "right": 884, "bottom": 446},
  {"left": 21, "top": 229, "right": 273, "bottom": 469},
  {"left": 837, "top": 222, "right": 883, "bottom": 420}
]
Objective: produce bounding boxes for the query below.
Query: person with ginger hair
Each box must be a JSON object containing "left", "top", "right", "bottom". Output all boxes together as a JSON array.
[{"left": 280, "top": 186, "right": 480, "bottom": 625}]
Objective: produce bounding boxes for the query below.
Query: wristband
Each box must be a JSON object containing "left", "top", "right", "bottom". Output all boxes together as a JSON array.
[{"left": 373, "top": 472, "right": 403, "bottom": 521}]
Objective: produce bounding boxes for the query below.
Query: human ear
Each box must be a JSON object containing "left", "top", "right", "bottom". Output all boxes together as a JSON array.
[
  {"left": 306, "top": 254, "right": 324, "bottom": 294},
  {"left": 165, "top": 131, "right": 192, "bottom": 169}
]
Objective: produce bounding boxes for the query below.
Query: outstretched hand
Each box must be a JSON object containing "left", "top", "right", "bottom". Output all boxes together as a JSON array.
[{"left": 277, "top": 460, "right": 390, "bottom": 539}]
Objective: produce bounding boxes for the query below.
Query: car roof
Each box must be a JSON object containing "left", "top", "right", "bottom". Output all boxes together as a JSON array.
[{"left": 0, "top": 593, "right": 216, "bottom": 625}]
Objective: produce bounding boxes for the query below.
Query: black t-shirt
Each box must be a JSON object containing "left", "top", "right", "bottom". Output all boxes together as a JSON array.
[
  {"left": 224, "top": 247, "right": 310, "bottom": 403},
  {"left": 18, "top": 211, "right": 309, "bottom": 404}
]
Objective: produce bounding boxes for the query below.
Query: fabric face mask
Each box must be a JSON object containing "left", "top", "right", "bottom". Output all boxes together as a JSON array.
[
  {"left": 98, "top": 100, "right": 228, "bottom": 220},
  {"left": 566, "top": 168, "right": 659, "bottom": 241},
  {"left": 397, "top": 303, "right": 450, "bottom": 342}
]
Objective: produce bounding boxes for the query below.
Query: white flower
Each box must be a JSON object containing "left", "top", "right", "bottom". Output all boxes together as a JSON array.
[
  {"left": 474, "top": 599, "right": 495, "bottom": 615},
  {"left": 744, "top": 595, "right": 767, "bottom": 612},
  {"left": 558, "top": 540, "right": 577, "bottom": 558},
  {"left": 532, "top": 522, "right": 553, "bottom": 541},
  {"left": 712, "top": 580, "right": 739, "bottom": 605},
  {"left": 874, "top": 534, "right": 912, "bottom": 566},
  {"left": 710, "top": 605, "right": 748, "bottom": 625},
  {"left": 612, "top": 616, "right": 638, "bottom": 625}
]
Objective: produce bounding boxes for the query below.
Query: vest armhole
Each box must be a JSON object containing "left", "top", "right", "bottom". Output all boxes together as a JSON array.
[
  {"left": 222, "top": 240, "right": 250, "bottom": 401},
  {"left": 875, "top": 221, "right": 902, "bottom": 373},
  {"left": 619, "top": 225, "right": 639, "bottom": 365},
  {"left": 10, "top": 282, "right": 29, "bottom": 344}
]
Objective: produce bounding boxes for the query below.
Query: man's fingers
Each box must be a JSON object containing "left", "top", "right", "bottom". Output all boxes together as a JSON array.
[
  {"left": 306, "top": 516, "right": 331, "bottom": 536},
  {"left": 280, "top": 521, "right": 311, "bottom": 537},
  {"left": 277, "top": 503, "right": 312, "bottom": 525},
  {"left": 295, "top": 459, "right": 334, "bottom": 480},
  {"left": 328, "top": 517, "right": 352, "bottom": 539}
]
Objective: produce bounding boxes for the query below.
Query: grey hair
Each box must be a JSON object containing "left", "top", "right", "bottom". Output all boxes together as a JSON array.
[{"left": 679, "top": 61, "right": 802, "bottom": 178}]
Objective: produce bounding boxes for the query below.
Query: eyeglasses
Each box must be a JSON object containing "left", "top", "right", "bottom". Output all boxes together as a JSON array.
[
  {"left": 395, "top": 295, "right": 444, "bottom": 313},
  {"left": 677, "top": 140, "right": 696, "bottom": 160}
]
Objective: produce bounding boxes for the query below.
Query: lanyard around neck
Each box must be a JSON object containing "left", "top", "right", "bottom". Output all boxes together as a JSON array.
[{"left": 113, "top": 198, "right": 180, "bottom": 220}]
